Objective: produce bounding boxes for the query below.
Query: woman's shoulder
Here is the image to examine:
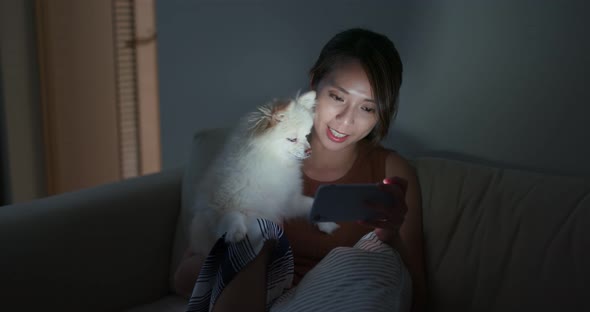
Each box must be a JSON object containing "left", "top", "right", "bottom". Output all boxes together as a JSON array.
[
  {"left": 357, "top": 141, "right": 415, "bottom": 180},
  {"left": 379, "top": 147, "right": 416, "bottom": 180}
]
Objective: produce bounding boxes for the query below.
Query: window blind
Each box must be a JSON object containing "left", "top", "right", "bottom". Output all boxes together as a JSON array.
[{"left": 113, "top": 0, "right": 140, "bottom": 179}]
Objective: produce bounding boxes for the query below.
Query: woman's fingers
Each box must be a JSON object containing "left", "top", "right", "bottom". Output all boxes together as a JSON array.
[
  {"left": 363, "top": 195, "right": 407, "bottom": 220},
  {"left": 378, "top": 180, "right": 407, "bottom": 201},
  {"left": 355, "top": 176, "right": 410, "bottom": 231},
  {"left": 363, "top": 200, "right": 390, "bottom": 218},
  {"left": 383, "top": 176, "right": 408, "bottom": 195}
]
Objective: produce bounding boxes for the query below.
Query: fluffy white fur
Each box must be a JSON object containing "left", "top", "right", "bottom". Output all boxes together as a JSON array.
[{"left": 189, "top": 90, "right": 339, "bottom": 256}]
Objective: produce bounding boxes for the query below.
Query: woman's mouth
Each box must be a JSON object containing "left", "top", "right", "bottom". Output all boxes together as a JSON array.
[{"left": 326, "top": 126, "right": 349, "bottom": 143}]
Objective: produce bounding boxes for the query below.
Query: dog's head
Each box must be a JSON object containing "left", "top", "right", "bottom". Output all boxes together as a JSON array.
[{"left": 247, "top": 90, "right": 316, "bottom": 160}]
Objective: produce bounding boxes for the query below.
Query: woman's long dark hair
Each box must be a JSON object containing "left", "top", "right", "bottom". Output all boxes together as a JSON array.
[{"left": 309, "top": 28, "right": 403, "bottom": 144}]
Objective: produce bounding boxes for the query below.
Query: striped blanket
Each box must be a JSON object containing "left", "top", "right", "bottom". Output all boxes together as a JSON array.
[{"left": 186, "top": 218, "right": 412, "bottom": 312}]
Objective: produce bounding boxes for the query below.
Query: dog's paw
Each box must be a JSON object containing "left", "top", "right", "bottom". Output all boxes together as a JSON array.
[
  {"left": 317, "top": 221, "right": 340, "bottom": 234},
  {"left": 217, "top": 212, "right": 249, "bottom": 244},
  {"left": 224, "top": 222, "right": 248, "bottom": 243}
]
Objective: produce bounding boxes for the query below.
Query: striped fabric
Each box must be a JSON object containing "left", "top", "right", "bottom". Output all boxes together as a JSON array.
[
  {"left": 271, "top": 232, "right": 412, "bottom": 312},
  {"left": 186, "top": 218, "right": 293, "bottom": 312},
  {"left": 186, "top": 218, "right": 412, "bottom": 312}
]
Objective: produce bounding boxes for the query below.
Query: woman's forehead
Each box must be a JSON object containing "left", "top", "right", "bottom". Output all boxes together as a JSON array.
[{"left": 322, "top": 63, "right": 374, "bottom": 100}]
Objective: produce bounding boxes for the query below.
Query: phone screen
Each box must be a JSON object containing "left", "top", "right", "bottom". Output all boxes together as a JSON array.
[{"left": 309, "top": 184, "right": 395, "bottom": 222}]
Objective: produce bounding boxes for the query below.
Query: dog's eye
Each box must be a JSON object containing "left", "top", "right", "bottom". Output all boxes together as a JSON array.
[{"left": 287, "top": 138, "right": 297, "bottom": 142}]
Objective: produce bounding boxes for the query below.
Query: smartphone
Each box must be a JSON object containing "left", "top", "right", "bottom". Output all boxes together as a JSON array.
[{"left": 309, "top": 183, "right": 395, "bottom": 223}]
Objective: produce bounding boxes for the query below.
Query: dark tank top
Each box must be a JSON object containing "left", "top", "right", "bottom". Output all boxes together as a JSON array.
[{"left": 283, "top": 140, "right": 392, "bottom": 285}]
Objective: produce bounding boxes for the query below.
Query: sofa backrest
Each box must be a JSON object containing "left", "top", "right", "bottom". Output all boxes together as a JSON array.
[
  {"left": 173, "top": 128, "right": 590, "bottom": 311},
  {"left": 415, "top": 157, "right": 590, "bottom": 312}
]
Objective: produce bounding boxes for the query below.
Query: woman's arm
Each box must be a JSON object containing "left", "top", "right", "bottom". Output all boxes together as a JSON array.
[{"left": 385, "top": 153, "right": 427, "bottom": 312}]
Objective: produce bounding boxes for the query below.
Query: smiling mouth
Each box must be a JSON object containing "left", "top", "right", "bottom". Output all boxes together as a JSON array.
[{"left": 327, "top": 126, "right": 349, "bottom": 142}]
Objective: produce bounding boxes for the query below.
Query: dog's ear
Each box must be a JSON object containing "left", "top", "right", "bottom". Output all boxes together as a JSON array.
[
  {"left": 248, "top": 99, "right": 290, "bottom": 135},
  {"left": 297, "top": 90, "right": 316, "bottom": 110},
  {"left": 248, "top": 106, "right": 272, "bottom": 136},
  {"left": 270, "top": 100, "right": 290, "bottom": 124}
]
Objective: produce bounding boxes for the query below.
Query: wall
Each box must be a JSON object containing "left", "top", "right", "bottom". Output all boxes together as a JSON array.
[
  {"left": 0, "top": 62, "right": 6, "bottom": 205},
  {"left": 394, "top": 0, "right": 590, "bottom": 176},
  {"left": 156, "top": 0, "right": 590, "bottom": 177}
]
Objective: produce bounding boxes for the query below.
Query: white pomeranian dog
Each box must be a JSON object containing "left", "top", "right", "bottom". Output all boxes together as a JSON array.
[{"left": 189, "top": 90, "right": 339, "bottom": 256}]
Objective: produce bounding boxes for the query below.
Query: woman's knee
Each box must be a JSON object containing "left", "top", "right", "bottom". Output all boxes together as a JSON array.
[
  {"left": 211, "top": 240, "right": 275, "bottom": 311},
  {"left": 174, "top": 251, "right": 206, "bottom": 298}
]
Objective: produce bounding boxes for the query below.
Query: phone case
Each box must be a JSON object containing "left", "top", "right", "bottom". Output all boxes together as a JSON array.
[{"left": 309, "top": 184, "right": 395, "bottom": 223}]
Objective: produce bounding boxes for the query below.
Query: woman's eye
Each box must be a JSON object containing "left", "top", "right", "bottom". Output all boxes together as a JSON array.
[
  {"left": 329, "top": 93, "right": 344, "bottom": 102},
  {"left": 362, "top": 106, "right": 375, "bottom": 113},
  {"left": 287, "top": 138, "right": 297, "bottom": 142}
]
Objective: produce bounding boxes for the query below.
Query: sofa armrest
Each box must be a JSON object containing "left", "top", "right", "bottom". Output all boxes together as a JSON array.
[{"left": 0, "top": 168, "right": 183, "bottom": 312}]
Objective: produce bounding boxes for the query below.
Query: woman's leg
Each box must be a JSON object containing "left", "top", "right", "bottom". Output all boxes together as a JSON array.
[
  {"left": 174, "top": 250, "right": 206, "bottom": 298},
  {"left": 211, "top": 241, "right": 274, "bottom": 312}
]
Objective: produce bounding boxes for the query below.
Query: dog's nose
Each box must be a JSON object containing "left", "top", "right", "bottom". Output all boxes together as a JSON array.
[{"left": 305, "top": 148, "right": 312, "bottom": 156}]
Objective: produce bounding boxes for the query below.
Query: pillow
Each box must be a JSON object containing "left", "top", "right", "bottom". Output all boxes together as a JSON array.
[{"left": 416, "top": 157, "right": 590, "bottom": 311}]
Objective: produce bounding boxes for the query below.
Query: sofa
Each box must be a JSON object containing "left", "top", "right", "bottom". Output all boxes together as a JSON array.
[{"left": 1, "top": 127, "right": 588, "bottom": 312}]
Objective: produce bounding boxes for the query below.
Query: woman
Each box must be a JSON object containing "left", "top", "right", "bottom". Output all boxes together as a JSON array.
[{"left": 175, "top": 28, "right": 427, "bottom": 312}]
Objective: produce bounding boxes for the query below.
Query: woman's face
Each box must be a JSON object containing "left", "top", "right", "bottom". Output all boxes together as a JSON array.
[{"left": 312, "top": 60, "right": 378, "bottom": 152}]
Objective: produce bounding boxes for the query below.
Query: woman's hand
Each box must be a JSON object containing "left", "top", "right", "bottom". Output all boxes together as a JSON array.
[{"left": 358, "top": 177, "right": 409, "bottom": 245}]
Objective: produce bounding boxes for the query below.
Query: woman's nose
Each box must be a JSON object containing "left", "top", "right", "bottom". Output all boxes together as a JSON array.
[{"left": 336, "top": 105, "right": 354, "bottom": 125}]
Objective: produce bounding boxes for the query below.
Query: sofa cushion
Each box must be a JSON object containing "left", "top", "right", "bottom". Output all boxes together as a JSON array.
[
  {"left": 124, "top": 295, "right": 187, "bottom": 312},
  {"left": 170, "top": 127, "right": 231, "bottom": 290},
  {"left": 415, "top": 157, "right": 590, "bottom": 312}
]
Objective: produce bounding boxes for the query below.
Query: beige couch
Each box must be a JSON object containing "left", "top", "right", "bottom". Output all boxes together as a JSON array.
[{"left": 1, "top": 128, "right": 588, "bottom": 312}]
